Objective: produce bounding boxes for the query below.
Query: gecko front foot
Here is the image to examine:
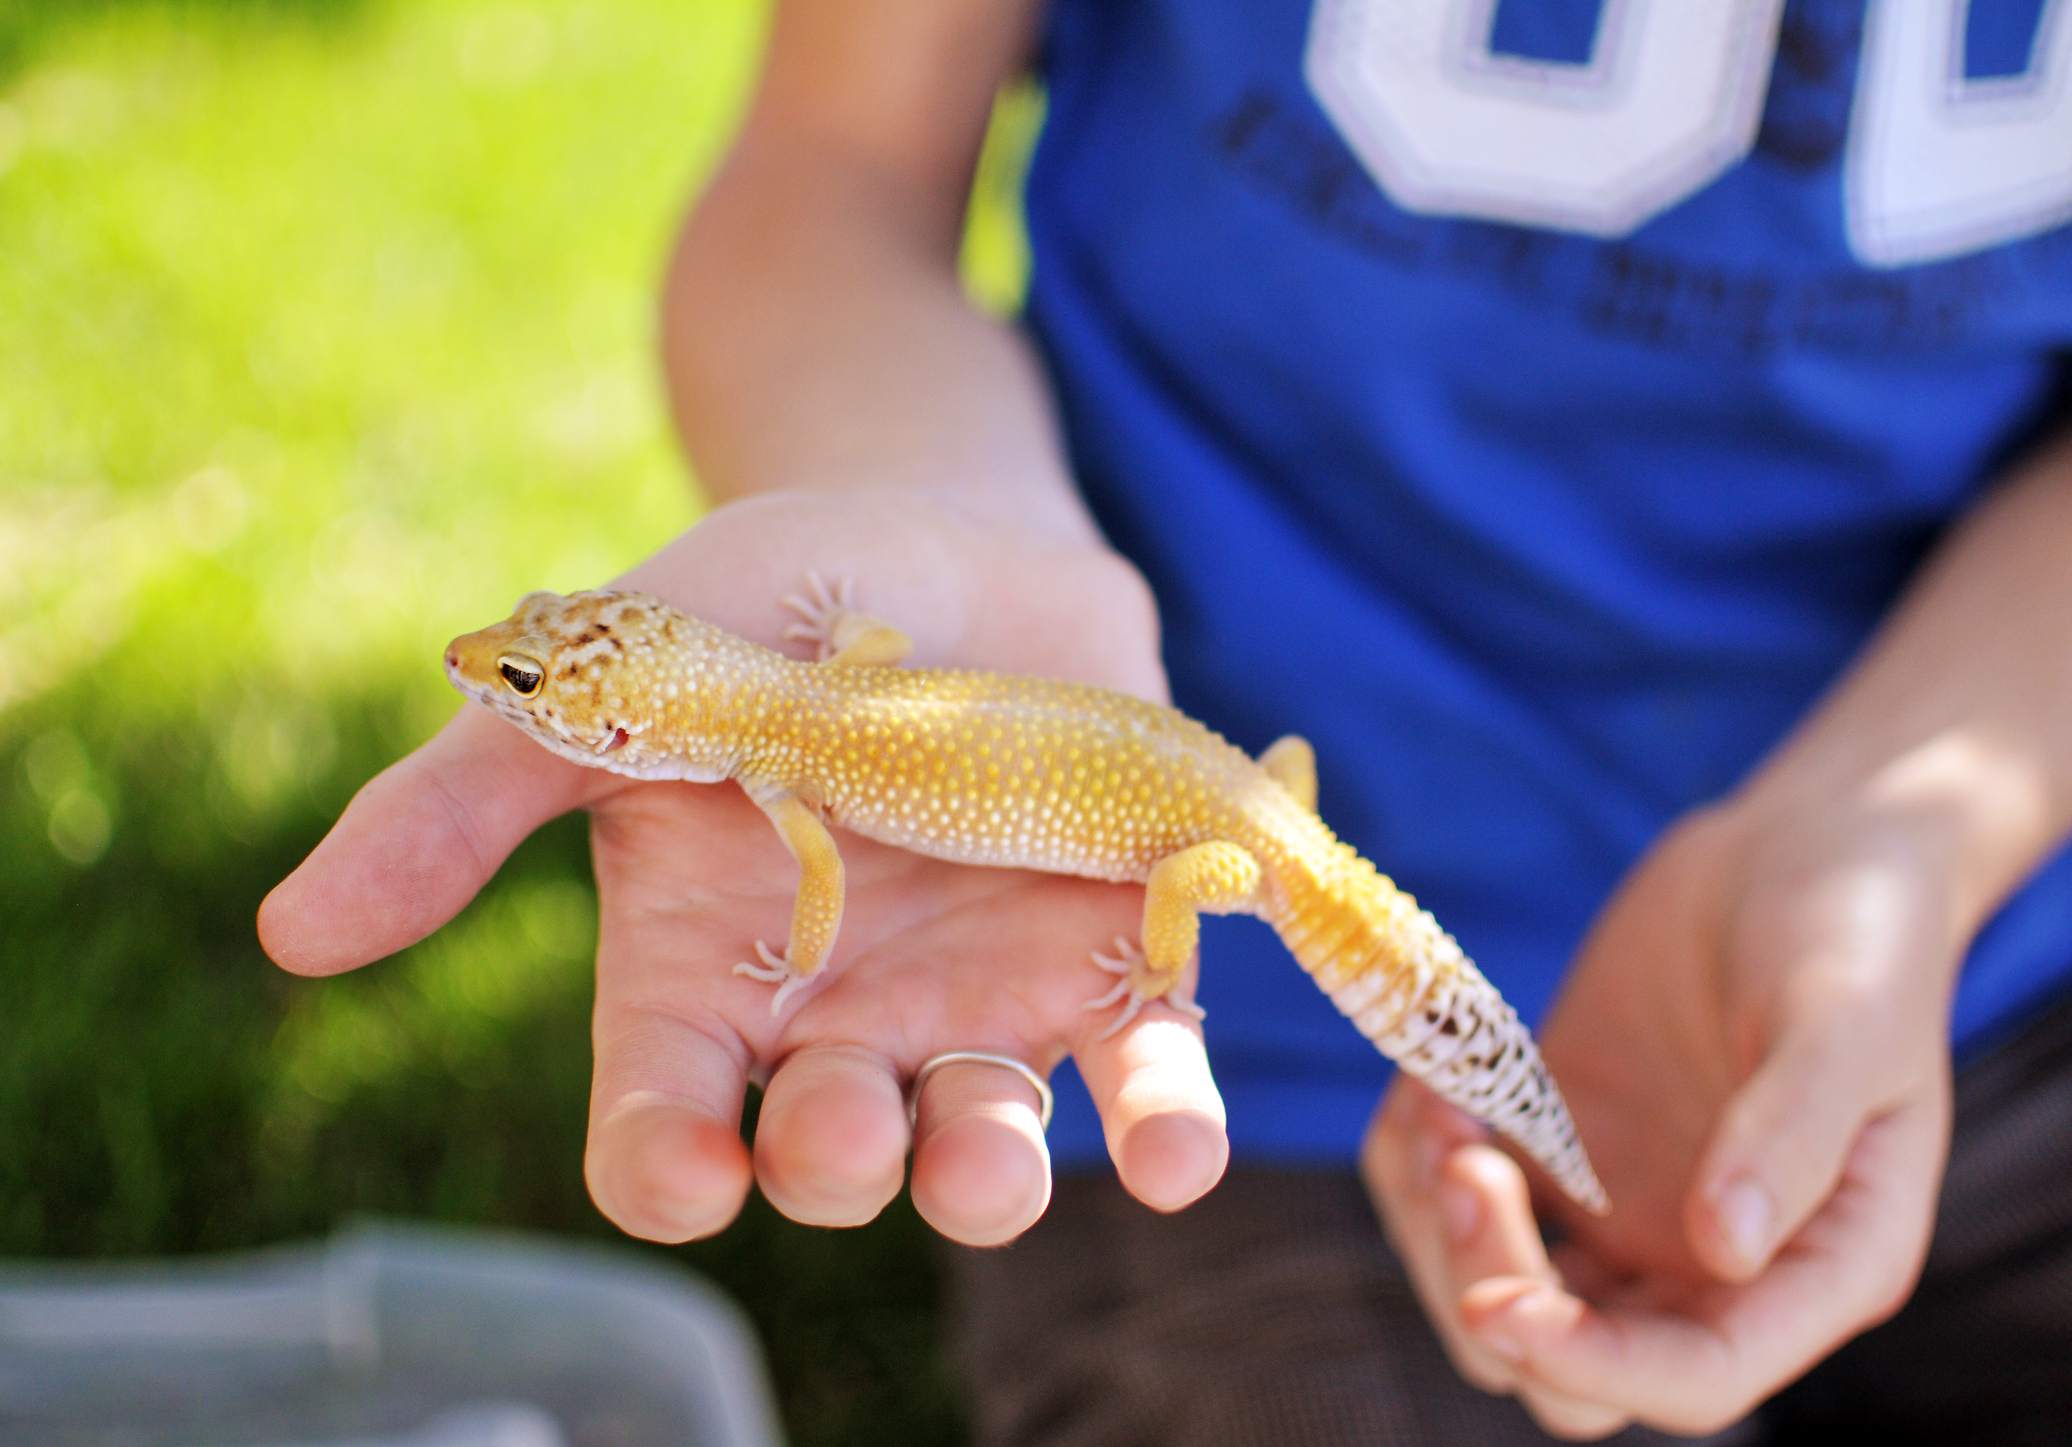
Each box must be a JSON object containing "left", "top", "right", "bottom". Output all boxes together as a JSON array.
[
  {"left": 733, "top": 939, "right": 818, "bottom": 1016},
  {"left": 1082, "top": 935, "right": 1206, "bottom": 1041},
  {"left": 779, "top": 569, "right": 857, "bottom": 660},
  {"left": 780, "top": 570, "right": 913, "bottom": 668}
]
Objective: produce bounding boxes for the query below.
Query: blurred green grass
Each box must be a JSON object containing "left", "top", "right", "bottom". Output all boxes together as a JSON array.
[{"left": 1, "top": 2, "right": 1032, "bottom": 1441}]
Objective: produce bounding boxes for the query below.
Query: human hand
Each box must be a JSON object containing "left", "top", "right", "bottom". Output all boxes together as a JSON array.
[
  {"left": 1363, "top": 801, "right": 1958, "bottom": 1438},
  {"left": 258, "top": 487, "right": 1229, "bottom": 1247}
]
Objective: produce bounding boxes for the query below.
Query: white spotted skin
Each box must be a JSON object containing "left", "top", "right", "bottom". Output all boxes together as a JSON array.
[
  {"left": 445, "top": 588, "right": 1608, "bottom": 1214},
  {"left": 770, "top": 666, "right": 1280, "bottom": 883}
]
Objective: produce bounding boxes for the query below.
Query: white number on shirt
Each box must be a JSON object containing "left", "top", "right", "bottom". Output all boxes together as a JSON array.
[
  {"left": 1304, "top": 0, "right": 1785, "bottom": 236},
  {"left": 1848, "top": 0, "right": 2072, "bottom": 265},
  {"left": 1304, "top": 0, "right": 2072, "bottom": 267}
]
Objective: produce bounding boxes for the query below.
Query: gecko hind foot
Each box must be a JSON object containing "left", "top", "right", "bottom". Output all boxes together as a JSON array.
[
  {"left": 1082, "top": 935, "right": 1205, "bottom": 1041},
  {"left": 733, "top": 939, "right": 817, "bottom": 1016}
]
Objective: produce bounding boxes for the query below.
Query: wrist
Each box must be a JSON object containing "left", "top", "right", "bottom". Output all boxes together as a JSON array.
[
  {"left": 706, "top": 464, "right": 1107, "bottom": 548},
  {"left": 1740, "top": 733, "right": 2047, "bottom": 945},
  {"left": 1670, "top": 788, "right": 1970, "bottom": 1086},
  {"left": 1715, "top": 754, "right": 1989, "bottom": 1003}
]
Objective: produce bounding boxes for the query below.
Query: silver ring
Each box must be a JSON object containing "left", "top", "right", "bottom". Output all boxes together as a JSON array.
[{"left": 907, "top": 1051, "right": 1054, "bottom": 1132}]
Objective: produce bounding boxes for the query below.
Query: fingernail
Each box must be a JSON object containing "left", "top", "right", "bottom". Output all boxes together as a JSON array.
[
  {"left": 1478, "top": 1313, "right": 1529, "bottom": 1363},
  {"left": 1715, "top": 1175, "right": 1773, "bottom": 1267},
  {"left": 1480, "top": 1329, "right": 1525, "bottom": 1363},
  {"left": 1478, "top": 1287, "right": 1549, "bottom": 1363},
  {"left": 1440, "top": 1178, "right": 1480, "bottom": 1245}
]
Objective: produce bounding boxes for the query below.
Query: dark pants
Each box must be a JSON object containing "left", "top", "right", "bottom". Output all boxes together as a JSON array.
[{"left": 948, "top": 997, "right": 2072, "bottom": 1445}]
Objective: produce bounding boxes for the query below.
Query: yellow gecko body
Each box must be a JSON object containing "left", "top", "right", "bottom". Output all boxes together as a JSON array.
[{"left": 446, "top": 584, "right": 1608, "bottom": 1214}]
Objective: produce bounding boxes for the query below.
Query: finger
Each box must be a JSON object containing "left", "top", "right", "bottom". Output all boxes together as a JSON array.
[
  {"left": 1361, "top": 1084, "right": 1520, "bottom": 1397},
  {"left": 587, "top": 1002, "right": 754, "bottom": 1244},
  {"left": 1440, "top": 1144, "right": 1555, "bottom": 1282},
  {"left": 753, "top": 1044, "right": 912, "bottom": 1227},
  {"left": 910, "top": 1060, "right": 1053, "bottom": 1246},
  {"left": 1772, "top": 1086, "right": 1946, "bottom": 1335},
  {"left": 1463, "top": 1096, "right": 1948, "bottom": 1436},
  {"left": 1685, "top": 1023, "right": 1871, "bottom": 1281},
  {"left": 1463, "top": 1279, "right": 1739, "bottom": 1437},
  {"left": 257, "top": 708, "right": 599, "bottom": 975},
  {"left": 1073, "top": 1007, "right": 1228, "bottom": 1212},
  {"left": 1396, "top": 1074, "right": 1488, "bottom": 1188},
  {"left": 586, "top": 830, "right": 758, "bottom": 1243},
  {"left": 1437, "top": 1147, "right": 1631, "bottom": 1440}
]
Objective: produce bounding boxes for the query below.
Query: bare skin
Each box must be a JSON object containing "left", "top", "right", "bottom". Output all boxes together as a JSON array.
[
  {"left": 262, "top": 0, "right": 1233, "bottom": 1252},
  {"left": 1365, "top": 428, "right": 2072, "bottom": 1438},
  {"left": 260, "top": 489, "right": 1228, "bottom": 1247},
  {"left": 263, "top": 0, "right": 2072, "bottom": 1423}
]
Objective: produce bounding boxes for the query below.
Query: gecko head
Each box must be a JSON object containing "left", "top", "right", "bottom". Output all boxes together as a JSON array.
[{"left": 444, "top": 588, "right": 726, "bottom": 781}]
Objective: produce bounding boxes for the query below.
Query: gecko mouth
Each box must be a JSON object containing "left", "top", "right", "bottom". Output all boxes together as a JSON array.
[{"left": 596, "top": 727, "right": 631, "bottom": 754}]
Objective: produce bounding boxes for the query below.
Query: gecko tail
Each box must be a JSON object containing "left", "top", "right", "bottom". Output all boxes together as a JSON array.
[{"left": 1311, "top": 904, "right": 1610, "bottom": 1216}]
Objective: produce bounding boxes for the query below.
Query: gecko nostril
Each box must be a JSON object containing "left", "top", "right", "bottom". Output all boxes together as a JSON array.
[{"left": 444, "top": 650, "right": 459, "bottom": 671}]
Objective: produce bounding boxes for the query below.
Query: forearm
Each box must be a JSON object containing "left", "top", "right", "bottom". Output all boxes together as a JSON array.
[
  {"left": 1736, "top": 422, "right": 2072, "bottom": 939},
  {"left": 661, "top": 127, "right": 1092, "bottom": 544}
]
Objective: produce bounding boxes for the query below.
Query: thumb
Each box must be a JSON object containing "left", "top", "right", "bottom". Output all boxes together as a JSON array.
[
  {"left": 257, "top": 707, "right": 599, "bottom": 975},
  {"left": 1686, "top": 1024, "right": 1870, "bottom": 1282}
]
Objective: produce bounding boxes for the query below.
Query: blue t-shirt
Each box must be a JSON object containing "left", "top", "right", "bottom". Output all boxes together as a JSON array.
[{"left": 1026, "top": 0, "right": 2072, "bottom": 1166}]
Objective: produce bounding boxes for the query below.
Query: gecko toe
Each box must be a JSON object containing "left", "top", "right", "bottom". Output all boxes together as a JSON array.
[
  {"left": 1082, "top": 979, "right": 1132, "bottom": 1012},
  {"left": 769, "top": 972, "right": 813, "bottom": 1015},
  {"left": 735, "top": 942, "right": 817, "bottom": 1016},
  {"left": 1084, "top": 936, "right": 1191, "bottom": 1037},
  {"left": 734, "top": 939, "right": 799, "bottom": 990},
  {"left": 1091, "top": 936, "right": 1144, "bottom": 975},
  {"left": 1094, "top": 994, "right": 1147, "bottom": 1042},
  {"left": 779, "top": 576, "right": 853, "bottom": 661}
]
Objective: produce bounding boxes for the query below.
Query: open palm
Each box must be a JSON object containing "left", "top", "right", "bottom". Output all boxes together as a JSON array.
[{"left": 259, "top": 489, "right": 1231, "bottom": 1246}]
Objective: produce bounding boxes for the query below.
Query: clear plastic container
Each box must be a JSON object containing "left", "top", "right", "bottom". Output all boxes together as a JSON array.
[{"left": 0, "top": 1218, "right": 782, "bottom": 1446}]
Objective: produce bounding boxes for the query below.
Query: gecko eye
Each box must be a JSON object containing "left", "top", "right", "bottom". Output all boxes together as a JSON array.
[{"left": 496, "top": 654, "right": 545, "bottom": 698}]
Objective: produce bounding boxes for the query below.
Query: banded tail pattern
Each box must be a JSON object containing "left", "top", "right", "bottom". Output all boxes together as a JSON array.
[{"left": 1272, "top": 847, "right": 1609, "bottom": 1215}]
